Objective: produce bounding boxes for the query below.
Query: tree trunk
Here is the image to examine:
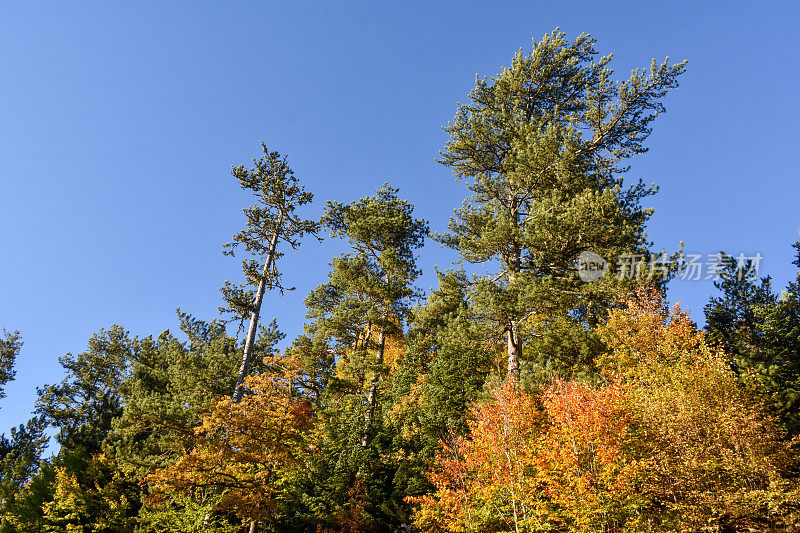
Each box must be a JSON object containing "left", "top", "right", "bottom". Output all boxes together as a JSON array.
[
  {"left": 232, "top": 211, "right": 284, "bottom": 403},
  {"left": 506, "top": 192, "right": 523, "bottom": 380},
  {"left": 506, "top": 249, "right": 522, "bottom": 379},
  {"left": 507, "top": 321, "right": 521, "bottom": 379},
  {"left": 361, "top": 327, "right": 386, "bottom": 447},
  {"left": 249, "top": 520, "right": 257, "bottom": 533}
]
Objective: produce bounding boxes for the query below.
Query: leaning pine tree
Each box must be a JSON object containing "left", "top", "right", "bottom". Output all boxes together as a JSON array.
[
  {"left": 223, "top": 143, "right": 318, "bottom": 402},
  {"left": 437, "top": 30, "right": 687, "bottom": 378}
]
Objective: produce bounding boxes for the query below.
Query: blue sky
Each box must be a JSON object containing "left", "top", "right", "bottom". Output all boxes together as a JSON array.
[{"left": 1, "top": 1, "right": 798, "bottom": 432}]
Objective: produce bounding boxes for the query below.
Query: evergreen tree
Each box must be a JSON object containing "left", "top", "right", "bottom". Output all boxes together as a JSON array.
[
  {"left": 315, "top": 184, "right": 428, "bottom": 447},
  {"left": 148, "top": 352, "right": 312, "bottom": 532},
  {"left": 705, "top": 245, "right": 800, "bottom": 437},
  {"left": 113, "top": 312, "right": 283, "bottom": 531},
  {"left": 113, "top": 314, "right": 241, "bottom": 475},
  {"left": 36, "top": 325, "right": 133, "bottom": 451},
  {"left": 389, "top": 269, "right": 495, "bottom": 501},
  {"left": 0, "top": 330, "right": 21, "bottom": 403},
  {"left": 292, "top": 185, "right": 427, "bottom": 530},
  {"left": 0, "top": 416, "right": 48, "bottom": 532},
  {"left": 222, "top": 143, "right": 318, "bottom": 402},
  {"left": 438, "top": 30, "right": 686, "bottom": 378},
  {"left": 2, "top": 326, "right": 143, "bottom": 532}
]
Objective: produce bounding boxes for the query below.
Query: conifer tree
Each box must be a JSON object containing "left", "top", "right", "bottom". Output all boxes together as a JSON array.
[
  {"left": 0, "top": 330, "right": 21, "bottom": 403},
  {"left": 292, "top": 185, "right": 427, "bottom": 529},
  {"left": 148, "top": 352, "right": 312, "bottom": 532},
  {"left": 4, "top": 326, "right": 144, "bottom": 532},
  {"left": 223, "top": 143, "right": 318, "bottom": 402},
  {"left": 705, "top": 244, "right": 800, "bottom": 437},
  {"left": 0, "top": 416, "right": 48, "bottom": 530},
  {"left": 36, "top": 325, "right": 134, "bottom": 451},
  {"left": 113, "top": 313, "right": 265, "bottom": 530},
  {"left": 438, "top": 30, "right": 686, "bottom": 378},
  {"left": 315, "top": 184, "right": 428, "bottom": 447}
]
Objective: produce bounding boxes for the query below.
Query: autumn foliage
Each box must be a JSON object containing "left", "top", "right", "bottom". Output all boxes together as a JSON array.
[
  {"left": 149, "top": 353, "right": 313, "bottom": 526},
  {"left": 412, "top": 292, "right": 800, "bottom": 532}
]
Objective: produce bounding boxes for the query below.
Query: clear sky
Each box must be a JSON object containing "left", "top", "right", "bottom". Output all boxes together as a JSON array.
[{"left": 1, "top": 1, "right": 798, "bottom": 432}]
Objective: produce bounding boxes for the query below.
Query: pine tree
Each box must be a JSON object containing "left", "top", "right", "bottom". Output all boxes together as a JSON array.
[
  {"left": 705, "top": 245, "right": 800, "bottom": 437},
  {"left": 315, "top": 184, "right": 428, "bottom": 447},
  {"left": 222, "top": 143, "right": 318, "bottom": 402},
  {"left": 0, "top": 416, "right": 48, "bottom": 531},
  {"left": 0, "top": 330, "right": 21, "bottom": 403},
  {"left": 438, "top": 30, "right": 686, "bottom": 378},
  {"left": 36, "top": 325, "right": 134, "bottom": 451},
  {"left": 112, "top": 313, "right": 267, "bottom": 530},
  {"left": 3, "top": 326, "right": 144, "bottom": 532},
  {"left": 292, "top": 185, "right": 427, "bottom": 530},
  {"left": 389, "top": 269, "right": 494, "bottom": 500}
]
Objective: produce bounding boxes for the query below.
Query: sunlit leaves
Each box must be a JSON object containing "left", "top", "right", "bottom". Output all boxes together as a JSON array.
[
  {"left": 149, "top": 352, "right": 312, "bottom": 526},
  {"left": 415, "top": 292, "right": 799, "bottom": 532}
]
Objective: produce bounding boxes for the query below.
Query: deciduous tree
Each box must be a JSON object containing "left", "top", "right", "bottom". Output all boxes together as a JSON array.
[{"left": 149, "top": 352, "right": 312, "bottom": 530}]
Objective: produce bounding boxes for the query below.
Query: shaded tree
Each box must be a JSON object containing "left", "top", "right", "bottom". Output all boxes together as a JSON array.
[
  {"left": 705, "top": 244, "right": 800, "bottom": 437},
  {"left": 0, "top": 416, "right": 48, "bottom": 532},
  {"left": 289, "top": 185, "right": 427, "bottom": 531}
]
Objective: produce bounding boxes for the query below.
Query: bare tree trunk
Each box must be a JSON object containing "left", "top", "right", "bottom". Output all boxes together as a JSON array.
[
  {"left": 361, "top": 327, "right": 386, "bottom": 447},
  {"left": 232, "top": 211, "right": 284, "bottom": 403},
  {"left": 248, "top": 520, "right": 257, "bottom": 533},
  {"left": 507, "top": 321, "right": 521, "bottom": 379},
  {"left": 506, "top": 192, "right": 522, "bottom": 380},
  {"left": 506, "top": 255, "right": 522, "bottom": 379}
]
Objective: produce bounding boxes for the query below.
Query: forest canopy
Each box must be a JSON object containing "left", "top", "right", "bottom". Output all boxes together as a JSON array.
[{"left": 1, "top": 31, "right": 798, "bottom": 533}]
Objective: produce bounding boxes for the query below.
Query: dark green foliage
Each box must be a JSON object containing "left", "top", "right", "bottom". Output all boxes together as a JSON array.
[
  {"left": 113, "top": 313, "right": 244, "bottom": 469},
  {"left": 221, "top": 143, "right": 318, "bottom": 319},
  {"left": 705, "top": 245, "right": 800, "bottom": 437},
  {"left": 394, "top": 269, "right": 493, "bottom": 439},
  {"left": 287, "top": 185, "right": 427, "bottom": 530},
  {"left": 1, "top": 327, "right": 142, "bottom": 532},
  {"left": 0, "top": 416, "right": 48, "bottom": 531},
  {"left": 113, "top": 315, "right": 241, "bottom": 474},
  {"left": 36, "top": 325, "right": 133, "bottom": 451},
  {"left": 113, "top": 312, "right": 278, "bottom": 532},
  {"left": 388, "top": 270, "right": 496, "bottom": 503},
  {"left": 0, "top": 330, "right": 21, "bottom": 403},
  {"left": 318, "top": 183, "right": 428, "bottom": 336},
  {"left": 308, "top": 184, "right": 427, "bottom": 413}
]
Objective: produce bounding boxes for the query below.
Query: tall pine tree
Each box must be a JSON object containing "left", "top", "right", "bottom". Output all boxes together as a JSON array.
[
  {"left": 222, "top": 143, "right": 318, "bottom": 402},
  {"left": 292, "top": 185, "right": 427, "bottom": 531},
  {"left": 438, "top": 30, "right": 686, "bottom": 378}
]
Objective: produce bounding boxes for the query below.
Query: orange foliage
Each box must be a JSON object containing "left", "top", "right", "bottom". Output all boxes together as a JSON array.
[
  {"left": 536, "top": 379, "right": 642, "bottom": 530},
  {"left": 149, "top": 352, "right": 312, "bottom": 524},
  {"left": 599, "top": 290, "right": 800, "bottom": 530},
  {"left": 410, "top": 378, "right": 543, "bottom": 532},
  {"left": 413, "top": 291, "right": 800, "bottom": 532}
]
